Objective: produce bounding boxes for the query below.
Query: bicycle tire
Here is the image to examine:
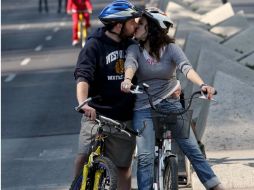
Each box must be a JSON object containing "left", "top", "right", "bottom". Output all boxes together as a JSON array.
[
  {"left": 163, "top": 156, "right": 178, "bottom": 190},
  {"left": 93, "top": 156, "right": 118, "bottom": 190}
]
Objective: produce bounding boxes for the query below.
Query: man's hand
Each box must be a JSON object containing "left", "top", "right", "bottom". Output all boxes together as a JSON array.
[{"left": 82, "top": 104, "right": 96, "bottom": 120}]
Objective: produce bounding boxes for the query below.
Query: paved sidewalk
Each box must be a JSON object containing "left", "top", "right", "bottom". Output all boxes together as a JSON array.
[{"left": 192, "top": 150, "right": 254, "bottom": 190}]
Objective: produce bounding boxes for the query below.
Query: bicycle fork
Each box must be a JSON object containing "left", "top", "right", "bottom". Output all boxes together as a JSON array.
[{"left": 80, "top": 146, "right": 101, "bottom": 190}]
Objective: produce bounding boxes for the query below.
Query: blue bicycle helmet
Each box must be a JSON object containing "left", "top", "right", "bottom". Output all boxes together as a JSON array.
[{"left": 99, "top": 0, "right": 141, "bottom": 25}]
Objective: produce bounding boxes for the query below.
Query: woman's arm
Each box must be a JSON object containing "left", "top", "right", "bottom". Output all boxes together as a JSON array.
[
  {"left": 186, "top": 68, "right": 204, "bottom": 87},
  {"left": 186, "top": 68, "right": 215, "bottom": 99},
  {"left": 121, "top": 44, "right": 139, "bottom": 92},
  {"left": 121, "top": 67, "right": 136, "bottom": 92}
]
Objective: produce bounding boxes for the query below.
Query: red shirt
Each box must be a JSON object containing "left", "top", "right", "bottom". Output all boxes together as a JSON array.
[{"left": 67, "top": 0, "right": 92, "bottom": 12}]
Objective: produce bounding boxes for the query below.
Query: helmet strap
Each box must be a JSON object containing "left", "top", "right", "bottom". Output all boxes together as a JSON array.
[
  {"left": 119, "top": 22, "right": 128, "bottom": 40},
  {"left": 108, "top": 30, "right": 120, "bottom": 36}
]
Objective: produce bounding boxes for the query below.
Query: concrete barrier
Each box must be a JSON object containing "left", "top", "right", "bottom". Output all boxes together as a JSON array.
[
  {"left": 174, "top": 20, "right": 222, "bottom": 48},
  {"left": 192, "top": 49, "right": 254, "bottom": 140},
  {"left": 200, "top": 2, "right": 235, "bottom": 26},
  {"left": 210, "top": 11, "right": 250, "bottom": 39},
  {"left": 181, "top": 0, "right": 223, "bottom": 14},
  {"left": 238, "top": 51, "right": 254, "bottom": 68},
  {"left": 179, "top": 32, "right": 240, "bottom": 97},
  {"left": 222, "top": 26, "right": 254, "bottom": 55},
  {"left": 166, "top": 1, "right": 201, "bottom": 21}
]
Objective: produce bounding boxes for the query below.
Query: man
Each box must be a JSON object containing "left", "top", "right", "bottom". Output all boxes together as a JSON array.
[{"left": 73, "top": 1, "right": 141, "bottom": 189}]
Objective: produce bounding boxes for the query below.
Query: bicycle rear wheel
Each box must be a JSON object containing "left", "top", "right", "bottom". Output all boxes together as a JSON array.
[
  {"left": 163, "top": 156, "right": 178, "bottom": 190},
  {"left": 93, "top": 156, "right": 117, "bottom": 190}
]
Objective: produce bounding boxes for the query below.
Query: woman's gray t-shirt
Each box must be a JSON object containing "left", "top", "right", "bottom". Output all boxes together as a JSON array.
[{"left": 125, "top": 43, "right": 192, "bottom": 110}]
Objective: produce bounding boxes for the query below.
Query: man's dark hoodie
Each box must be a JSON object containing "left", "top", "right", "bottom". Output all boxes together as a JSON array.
[{"left": 74, "top": 27, "right": 136, "bottom": 121}]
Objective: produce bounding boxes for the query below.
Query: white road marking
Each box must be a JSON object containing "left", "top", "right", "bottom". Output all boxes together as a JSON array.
[
  {"left": 60, "top": 22, "right": 66, "bottom": 26},
  {"left": 34, "top": 45, "right": 43, "bottom": 51},
  {"left": 20, "top": 57, "right": 31, "bottom": 66},
  {"left": 15, "top": 148, "right": 73, "bottom": 161},
  {"left": 4, "top": 73, "right": 16, "bottom": 82},
  {"left": 2, "top": 184, "right": 70, "bottom": 190},
  {"left": 45, "top": 35, "right": 52, "bottom": 41},
  {"left": 18, "top": 25, "right": 25, "bottom": 30},
  {"left": 53, "top": 27, "right": 60, "bottom": 32}
]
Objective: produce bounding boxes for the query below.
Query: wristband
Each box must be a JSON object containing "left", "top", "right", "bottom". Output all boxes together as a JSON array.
[
  {"left": 125, "top": 78, "right": 132, "bottom": 81},
  {"left": 200, "top": 83, "right": 208, "bottom": 88}
]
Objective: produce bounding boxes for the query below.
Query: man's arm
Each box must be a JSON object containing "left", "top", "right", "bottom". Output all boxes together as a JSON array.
[
  {"left": 76, "top": 81, "right": 96, "bottom": 120},
  {"left": 76, "top": 81, "right": 89, "bottom": 104}
]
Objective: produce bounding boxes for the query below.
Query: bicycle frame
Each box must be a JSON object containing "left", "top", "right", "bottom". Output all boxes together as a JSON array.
[
  {"left": 77, "top": 12, "right": 87, "bottom": 48},
  {"left": 73, "top": 97, "right": 141, "bottom": 190}
]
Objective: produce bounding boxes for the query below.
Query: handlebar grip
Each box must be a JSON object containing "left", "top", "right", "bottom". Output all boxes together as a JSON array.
[
  {"left": 202, "top": 89, "right": 217, "bottom": 95},
  {"left": 130, "top": 85, "right": 137, "bottom": 90},
  {"left": 75, "top": 96, "right": 101, "bottom": 113}
]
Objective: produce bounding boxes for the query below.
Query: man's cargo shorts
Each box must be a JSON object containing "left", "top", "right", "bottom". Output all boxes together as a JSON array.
[{"left": 78, "top": 116, "right": 136, "bottom": 167}]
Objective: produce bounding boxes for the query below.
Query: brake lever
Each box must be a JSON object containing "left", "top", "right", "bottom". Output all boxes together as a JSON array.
[
  {"left": 130, "top": 85, "right": 143, "bottom": 94},
  {"left": 120, "top": 129, "right": 131, "bottom": 137},
  {"left": 198, "top": 91, "right": 217, "bottom": 102}
]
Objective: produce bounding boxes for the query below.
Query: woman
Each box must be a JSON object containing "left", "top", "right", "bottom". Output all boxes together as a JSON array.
[{"left": 121, "top": 7, "right": 225, "bottom": 190}]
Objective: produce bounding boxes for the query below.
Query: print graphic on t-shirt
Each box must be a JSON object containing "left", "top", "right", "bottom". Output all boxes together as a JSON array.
[
  {"left": 143, "top": 49, "right": 158, "bottom": 65},
  {"left": 106, "top": 50, "right": 125, "bottom": 81},
  {"left": 106, "top": 50, "right": 124, "bottom": 65},
  {"left": 115, "top": 59, "right": 124, "bottom": 74}
]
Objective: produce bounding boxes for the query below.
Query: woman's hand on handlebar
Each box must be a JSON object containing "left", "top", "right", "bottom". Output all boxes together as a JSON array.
[
  {"left": 200, "top": 84, "right": 216, "bottom": 100},
  {"left": 121, "top": 79, "right": 133, "bottom": 93},
  {"left": 82, "top": 104, "right": 97, "bottom": 120}
]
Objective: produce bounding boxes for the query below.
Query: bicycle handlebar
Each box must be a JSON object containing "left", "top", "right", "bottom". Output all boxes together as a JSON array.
[
  {"left": 75, "top": 97, "right": 142, "bottom": 137},
  {"left": 130, "top": 83, "right": 217, "bottom": 115},
  {"left": 75, "top": 96, "right": 101, "bottom": 113}
]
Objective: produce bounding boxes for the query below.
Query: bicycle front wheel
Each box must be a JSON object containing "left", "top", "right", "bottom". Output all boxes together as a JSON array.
[
  {"left": 163, "top": 156, "right": 178, "bottom": 190},
  {"left": 93, "top": 156, "right": 117, "bottom": 190},
  {"left": 70, "top": 170, "right": 93, "bottom": 190}
]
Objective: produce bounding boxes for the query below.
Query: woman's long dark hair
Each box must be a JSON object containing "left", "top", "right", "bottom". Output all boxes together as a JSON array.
[{"left": 140, "top": 15, "right": 175, "bottom": 61}]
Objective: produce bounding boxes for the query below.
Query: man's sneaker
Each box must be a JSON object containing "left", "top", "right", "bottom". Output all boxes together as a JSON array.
[{"left": 72, "top": 40, "right": 79, "bottom": 46}]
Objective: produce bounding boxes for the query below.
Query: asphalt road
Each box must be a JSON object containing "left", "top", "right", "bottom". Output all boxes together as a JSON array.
[{"left": 1, "top": 0, "right": 144, "bottom": 189}]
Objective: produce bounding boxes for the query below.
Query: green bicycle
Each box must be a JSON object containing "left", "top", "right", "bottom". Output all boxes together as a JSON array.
[{"left": 70, "top": 97, "right": 140, "bottom": 190}]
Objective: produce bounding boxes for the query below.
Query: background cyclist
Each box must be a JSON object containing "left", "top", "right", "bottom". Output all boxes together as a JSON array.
[
  {"left": 67, "top": 0, "right": 93, "bottom": 46},
  {"left": 73, "top": 1, "right": 141, "bottom": 189}
]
